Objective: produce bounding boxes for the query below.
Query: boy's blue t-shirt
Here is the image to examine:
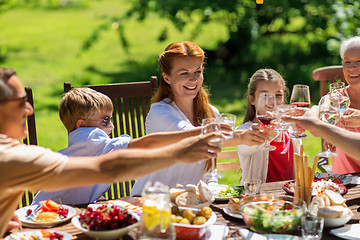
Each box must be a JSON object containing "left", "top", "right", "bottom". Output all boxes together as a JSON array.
[{"left": 31, "top": 127, "right": 132, "bottom": 205}]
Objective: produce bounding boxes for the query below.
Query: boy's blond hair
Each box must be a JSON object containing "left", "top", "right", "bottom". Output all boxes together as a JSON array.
[{"left": 59, "top": 87, "right": 113, "bottom": 133}]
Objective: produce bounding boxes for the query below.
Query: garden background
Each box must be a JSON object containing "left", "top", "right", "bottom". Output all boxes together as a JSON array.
[{"left": 1, "top": 0, "right": 359, "bottom": 186}]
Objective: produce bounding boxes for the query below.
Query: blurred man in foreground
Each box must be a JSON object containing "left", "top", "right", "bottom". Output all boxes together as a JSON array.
[{"left": 0, "top": 67, "right": 223, "bottom": 236}]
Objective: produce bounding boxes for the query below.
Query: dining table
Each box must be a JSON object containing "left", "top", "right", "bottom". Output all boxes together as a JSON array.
[{"left": 6, "top": 176, "right": 360, "bottom": 240}]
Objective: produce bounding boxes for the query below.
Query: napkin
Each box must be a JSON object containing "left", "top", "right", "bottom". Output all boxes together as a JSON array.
[
  {"left": 330, "top": 224, "right": 360, "bottom": 240},
  {"left": 205, "top": 225, "right": 229, "bottom": 240},
  {"left": 238, "top": 228, "right": 302, "bottom": 240}
]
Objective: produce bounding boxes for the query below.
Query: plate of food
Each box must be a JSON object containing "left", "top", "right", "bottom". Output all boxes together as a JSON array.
[
  {"left": 315, "top": 173, "right": 352, "bottom": 185},
  {"left": 5, "top": 230, "right": 72, "bottom": 240},
  {"left": 282, "top": 180, "right": 348, "bottom": 196},
  {"left": 208, "top": 184, "right": 243, "bottom": 201},
  {"left": 15, "top": 200, "right": 76, "bottom": 227},
  {"left": 222, "top": 196, "right": 246, "bottom": 219}
]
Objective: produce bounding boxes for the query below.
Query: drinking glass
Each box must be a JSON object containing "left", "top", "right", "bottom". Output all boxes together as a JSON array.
[
  {"left": 275, "top": 104, "right": 296, "bottom": 131},
  {"left": 218, "top": 113, "right": 236, "bottom": 139},
  {"left": 329, "top": 82, "right": 350, "bottom": 119},
  {"left": 289, "top": 84, "right": 311, "bottom": 138},
  {"left": 244, "top": 178, "right": 262, "bottom": 194},
  {"left": 256, "top": 93, "right": 276, "bottom": 151},
  {"left": 201, "top": 118, "right": 224, "bottom": 184},
  {"left": 318, "top": 95, "right": 339, "bottom": 158},
  {"left": 301, "top": 215, "right": 324, "bottom": 240}
]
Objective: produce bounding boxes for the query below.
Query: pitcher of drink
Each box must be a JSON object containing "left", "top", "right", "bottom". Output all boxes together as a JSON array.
[{"left": 138, "top": 182, "right": 175, "bottom": 240}]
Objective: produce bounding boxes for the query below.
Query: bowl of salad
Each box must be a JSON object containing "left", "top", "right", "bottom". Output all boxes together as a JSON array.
[{"left": 239, "top": 194, "right": 305, "bottom": 234}]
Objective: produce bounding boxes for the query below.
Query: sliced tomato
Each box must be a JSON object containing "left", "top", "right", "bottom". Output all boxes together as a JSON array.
[
  {"left": 41, "top": 200, "right": 60, "bottom": 211},
  {"left": 40, "top": 229, "right": 52, "bottom": 238}
]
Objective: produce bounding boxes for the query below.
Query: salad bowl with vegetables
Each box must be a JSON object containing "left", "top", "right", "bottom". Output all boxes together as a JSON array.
[
  {"left": 208, "top": 184, "right": 243, "bottom": 201},
  {"left": 239, "top": 194, "right": 305, "bottom": 234}
]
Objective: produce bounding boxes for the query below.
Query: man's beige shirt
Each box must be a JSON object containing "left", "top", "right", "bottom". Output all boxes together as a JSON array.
[{"left": 0, "top": 134, "right": 68, "bottom": 236}]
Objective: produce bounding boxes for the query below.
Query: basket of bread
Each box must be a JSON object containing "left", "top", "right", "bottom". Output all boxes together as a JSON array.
[
  {"left": 169, "top": 180, "right": 214, "bottom": 209},
  {"left": 309, "top": 189, "right": 353, "bottom": 228}
]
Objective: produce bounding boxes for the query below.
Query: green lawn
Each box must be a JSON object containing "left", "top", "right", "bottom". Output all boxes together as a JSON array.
[{"left": 0, "top": 0, "right": 323, "bottom": 186}]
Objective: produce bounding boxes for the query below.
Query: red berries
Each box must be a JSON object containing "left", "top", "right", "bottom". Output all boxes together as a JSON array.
[
  {"left": 79, "top": 205, "right": 138, "bottom": 231},
  {"left": 49, "top": 232, "right": 64, "bottom": 240},
  {"left": 26, "top": 209, "right": 33, "bottom": 216}
]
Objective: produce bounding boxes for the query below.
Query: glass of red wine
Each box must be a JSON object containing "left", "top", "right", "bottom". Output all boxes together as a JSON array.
[
  {"left": 289, "top": 84, "right": 311, "bottom": 138},
  {"left": 256, "top": 93, "right": 277, "bottom": 151}
]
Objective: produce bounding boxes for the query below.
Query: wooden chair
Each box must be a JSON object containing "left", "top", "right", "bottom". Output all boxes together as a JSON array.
[
  {"left": 20, "top": 87, "right": 37, "bottom": 208},
  {"left": 312, "top": 65, "right": 346, "bottom": 173},
  {"left": 312, "top": 65, "right": 345, "bottom": 97},
  {"left": 217, "top": 150, "right": 240, "bottom": 171},
  {"left": 64, "top": 77, "right": 158, "bottom": 199}
]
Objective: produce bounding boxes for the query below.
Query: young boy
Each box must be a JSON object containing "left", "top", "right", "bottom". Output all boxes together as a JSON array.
[{"left": 32, "top": 87, "right": 202, "bottom": 205}]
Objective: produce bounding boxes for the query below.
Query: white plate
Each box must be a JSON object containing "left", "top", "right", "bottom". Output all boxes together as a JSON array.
[
  {"left": 5, "top": 230, "right": 72, "bottom": 240},
  {"left": 239, "top": 228, "right": 302, "bottom": 240},
  {"left": 222, "top": 205, "right": 243, "bottom": 219},
  {"left": 15, "top": 204, "right": 76, "bottom": 228},
  {"left": 208, "top": 184, "right": 240, "bottom": 201},
  {"left": 315, "top": 173, "right": 352, "bottom": 185},
  {"left": 330, "top": 223, "right": 360, "bottom": 240}
]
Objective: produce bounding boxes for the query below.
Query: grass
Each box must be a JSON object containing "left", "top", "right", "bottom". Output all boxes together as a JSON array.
[{"left": 0, "top": 0, "right": 323, "bottom": 187}]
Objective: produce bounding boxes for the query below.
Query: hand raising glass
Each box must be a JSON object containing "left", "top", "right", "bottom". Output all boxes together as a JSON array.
[{"left": 201, "top": 118, "right": 224, "bottom": 184}]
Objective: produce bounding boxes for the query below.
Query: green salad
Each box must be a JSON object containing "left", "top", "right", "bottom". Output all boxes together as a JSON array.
[
  {"left": 241, "top": 201, "right": 303, "bottom": 234},
  {"left": 218, "top": 186, "right": 243, "bottom": 198}
]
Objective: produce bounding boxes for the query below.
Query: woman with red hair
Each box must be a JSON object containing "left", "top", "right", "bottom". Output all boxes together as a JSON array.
[{"left": 131, "top": 41, "right": 269, "bottom": 195}]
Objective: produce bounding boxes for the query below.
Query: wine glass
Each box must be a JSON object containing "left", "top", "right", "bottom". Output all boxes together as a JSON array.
[
  {"left": 329, "top": 82, "right": 350, "bottom": 120},
  {"left": 318, "top": 95, "right": 339, "bottom": 158},
  {"left": 289, "top": 84, "right": 311, "bottom": 138},
  {"left": 201, "top": 118, "right": 224, "bottom": 184},
  {"left": 256, "top": 93, "right": 277, "bottom": 151}
]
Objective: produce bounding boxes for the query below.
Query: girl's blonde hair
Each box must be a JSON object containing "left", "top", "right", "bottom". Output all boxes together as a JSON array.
[
  {"left": 152, "top": 41, "right": 215, "bottom": 126},
  {"left": 243, "top": 69, "right": 288, "bottom": 123},
  {"left": 59, "top": 87, "right": 113, "bottom": 133}
]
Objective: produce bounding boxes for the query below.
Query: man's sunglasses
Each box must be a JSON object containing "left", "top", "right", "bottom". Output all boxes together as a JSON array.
[{"left": 0, "top": 95, "right": 28, "bottom": 107}]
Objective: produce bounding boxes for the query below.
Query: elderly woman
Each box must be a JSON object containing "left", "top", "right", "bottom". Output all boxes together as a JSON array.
[
  {"left": 331, "top": 36, "right": 360, "bottom": 174},
  {"left": 130, "top": 41, "right": 271, "bottom": 196}
]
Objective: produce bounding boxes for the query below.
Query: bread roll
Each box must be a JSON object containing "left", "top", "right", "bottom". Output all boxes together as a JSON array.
[
  {"left": 198, "top": 180, "right": 213, "bottom": 202},
  {"left": 175, "top": 191, "right": 200, "bottom": 207},
  {"left": 318, "top": 206, "right": 344, "bottom": 219},
  {"left": 324, "top": 189, "right": 346, "bottom": 206},
  {"left": 319, "top": 194, "right": 331, "bottom": 207}
]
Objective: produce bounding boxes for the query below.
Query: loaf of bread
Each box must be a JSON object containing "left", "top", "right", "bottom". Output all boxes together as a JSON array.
[
  {"left": 175, "top": 191, "right": 201, "bottom": 207},
  {"left": 171, "top": 180, "right": 213, "bottom": 208},
  {"left": 198, "top": 180, "right": 213, "bottom": 202},
  {"left": 318, "top": 206, "right": 344, "bottom": 219}
]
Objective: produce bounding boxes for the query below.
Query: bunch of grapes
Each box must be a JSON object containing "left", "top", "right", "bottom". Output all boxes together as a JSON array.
[
  {"left": 79, "top": 205, "right": 138, "bottom": 231},
  {"left": 49, "top": 232, "right": 64, "bottom": 240},
  {"left": 55, "top": 207, "right": 69, "bottom": 218}
]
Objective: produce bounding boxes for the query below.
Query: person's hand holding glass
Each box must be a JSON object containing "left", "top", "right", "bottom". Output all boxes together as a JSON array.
[
  {"left": 201, "top": 118, "right": 224, "bottom": 184},
  {"left": 317, "top": 95, "right": 340, "bottom": 158},
  {"left": 256, "top": 93, "right": 277, "bottom": 151},
  {"left": 289, "top": 84, "right": 311, "bottom": 138}
]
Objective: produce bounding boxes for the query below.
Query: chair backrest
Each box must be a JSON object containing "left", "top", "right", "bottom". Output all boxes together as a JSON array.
[
  {"left": 20, "top": 87, "right": 37, "bottom": 208},
  {"left": 312, "top": 65, "right": 345, "bottom": 97},
  {"left": 23, "top": 87, "right": 37, "bottom": 145},
  {"left": 217, "top": 150, "right": 240, "bottom": 172},
  {"left": 64, "top": 76, "right": 158, "bottom": 139},
  {"left": 64, "top": 77, "right": 158, "bottom": 199}
]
